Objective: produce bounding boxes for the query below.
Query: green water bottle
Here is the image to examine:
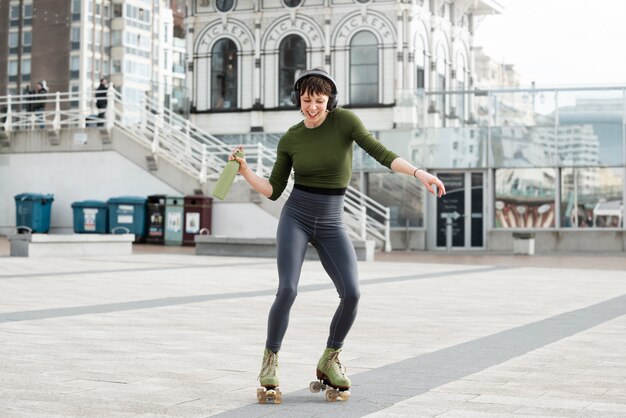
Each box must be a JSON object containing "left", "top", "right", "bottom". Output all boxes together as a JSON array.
[{"left": 212, "top": 150, "right": 244, "bottom": 200}]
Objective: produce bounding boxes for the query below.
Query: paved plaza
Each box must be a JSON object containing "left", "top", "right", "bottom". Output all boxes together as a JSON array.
[{"left": 1, "top": 241, "right": 625, "bottom": 417}]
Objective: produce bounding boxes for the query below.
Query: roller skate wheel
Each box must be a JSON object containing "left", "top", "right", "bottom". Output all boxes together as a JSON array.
[
  {"left": 257, "top": 388, "right": 267, "bottom": 404},
  {"left": 338, "top": 390, "right": 351, "bottom": 401},
  {"left": 325, "top": 389, "right": 339, "bottom": 402},
  {"left": 273, "top": 389, "right": 283, "bottom": 404},
  {"left": 309, "top": 381, "right": 322, "bottom": 393}
]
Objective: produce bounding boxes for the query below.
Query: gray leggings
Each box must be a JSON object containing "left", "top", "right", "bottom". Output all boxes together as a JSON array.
[{"left": 265, "top": 187, "right": 360, "bottom": 352}]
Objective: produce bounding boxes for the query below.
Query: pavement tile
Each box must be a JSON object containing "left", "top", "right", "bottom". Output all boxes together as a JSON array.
[{"left": 1, "top": 249, "right": 626, "bottom": 417}]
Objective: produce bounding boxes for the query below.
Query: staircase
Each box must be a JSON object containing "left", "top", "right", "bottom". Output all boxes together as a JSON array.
[{"left": 0, "top": 88, "right": 392, "bottom": 251}]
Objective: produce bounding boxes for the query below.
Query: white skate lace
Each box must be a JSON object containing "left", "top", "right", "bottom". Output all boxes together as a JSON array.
[{"left": 326, "top": 351, "right": 347, "bottom": 376}]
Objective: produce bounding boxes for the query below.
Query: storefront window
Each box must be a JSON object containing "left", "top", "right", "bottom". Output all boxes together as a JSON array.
[
  {"left": 351, "top": 172, "right": 425, "bottom": 228},
  {"left": 561, "top": 167, "right": 623, "bottom": 228},
  {"left": 495, "top": 168, "right": 556, "bottom": 228}
]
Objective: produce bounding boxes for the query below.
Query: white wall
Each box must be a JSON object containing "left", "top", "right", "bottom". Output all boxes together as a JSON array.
[
  {"left": 0, "top": 151, "right": 181, "bottom": 234},
  {"left": 211, "top": 203, "right": 278, "bottom": 238}
]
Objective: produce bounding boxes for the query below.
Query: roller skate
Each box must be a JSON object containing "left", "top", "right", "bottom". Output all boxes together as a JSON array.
[
  {"left": 256, "top": 349, "right": 282, "bottom": 404},
  {"left": 309, "top": 347, "right": 351, "bottom": 402}
]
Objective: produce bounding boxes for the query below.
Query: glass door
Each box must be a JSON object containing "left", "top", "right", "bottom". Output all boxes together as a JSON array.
[{"left": 435, "top": 172, "right": 485, "bottom": 249}]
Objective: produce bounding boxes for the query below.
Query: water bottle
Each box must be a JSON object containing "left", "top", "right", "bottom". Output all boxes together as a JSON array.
[{"left": 212, "top": 150, "right": 244, "bottom": 200}]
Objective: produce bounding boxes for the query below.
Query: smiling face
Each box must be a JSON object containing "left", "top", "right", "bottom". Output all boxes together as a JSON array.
[{"left": 300, "top": 90, "right": 330, "bottom": 128}]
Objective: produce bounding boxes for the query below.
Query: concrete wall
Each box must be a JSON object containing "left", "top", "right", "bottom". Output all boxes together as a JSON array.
[
  {"left": 487, "top": 230, "right": 626, "bottom": 253},
  {"left": 390, "top": 228, "right": 427, "bottom": 251}
]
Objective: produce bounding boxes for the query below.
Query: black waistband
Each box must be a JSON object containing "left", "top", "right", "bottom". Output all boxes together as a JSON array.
[{"left": 294, "top": 184, "right": 347, "bottom": 196}]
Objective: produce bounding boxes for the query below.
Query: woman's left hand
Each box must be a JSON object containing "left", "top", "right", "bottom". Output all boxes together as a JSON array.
[{"left": 416, "top": 170, "right": 446, "bottom": 197}]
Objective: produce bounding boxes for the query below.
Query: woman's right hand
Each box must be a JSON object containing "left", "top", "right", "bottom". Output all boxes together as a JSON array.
[{"left": 229, "top": 145, "right": 248, "bottom": 174}]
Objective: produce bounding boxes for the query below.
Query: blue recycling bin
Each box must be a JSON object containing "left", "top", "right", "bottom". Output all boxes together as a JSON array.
[
  {"left": 71, "top": 200, "right": 108, "bottom": 233},
  {"left": 107, "top": 196, "right": 147, "bottom": 241},
  {"left": 14, "top": 193, "right": 54, "bottom": 233}
]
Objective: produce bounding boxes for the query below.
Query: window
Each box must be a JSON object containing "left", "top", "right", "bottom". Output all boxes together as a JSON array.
[
  {"left": 70, "top": 84, "right": 80, "bottom": 108},
  {"left": 10, "top": 5, "right": 20, "bottom": 19},
  {"left": 72, "top": 0, "right": 81, "bottom": 13},
  {"left": 455, "top": 58, "right": 466, "bottom": 121},
  {"left": 211, "top": 38, "right": 238, "bottom": 109},
  {"left": 8, "top": 32, "right": 19, "bottom": 49},
  {"left": 283, "top": 0, "right": 302, "bottom": 7},
  {"left": 70, "top": 56, "right": 80, "bottom": 71},
  {"left": 71, "top": 27, "right": 80, "bottom": 49},
  {"left": 8, "top": 60, "right": 18, "bottom": 76},
  {"left": 23, "top": 30, "right": 31, "bottom": 47},
  {"left": 350, "top": 31, "right": 378, "bottom": 105},
  {"left": 216, "top": 0, "right": 235, "bottom": 12},
  {"left": 561, "top": 167, "right": 623, "bottom": 228},
  {"left": 351, "top": 171, "right": 425, "bottom": 228},
  {"left": 415, "top": 38, "right": 425, "bottom": 90},
  {"left": 22, "top": 58, "right": 31, "bottom": 75},
  {"left": 495, "top": 168, "right": 556, "bottom": 228},
  {"left": 113, "top": 3, "right": 122, "bottom": 17},
  {"left": 278, "top": 35, "right": 306, "bottom": 107},
  {"left": 436, "top": 48, "right": 446, "bottom": 115}
]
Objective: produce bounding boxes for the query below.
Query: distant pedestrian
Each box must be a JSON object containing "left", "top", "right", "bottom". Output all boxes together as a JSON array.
[
  {"left": 96, "top": 78, "right": 109, "bottom": 126},
  {"left": 32, "top": 80, "right": 48, "bottom": 128}
]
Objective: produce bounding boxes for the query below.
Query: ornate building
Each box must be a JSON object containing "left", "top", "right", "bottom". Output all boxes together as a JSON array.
[{"left": 186, "top": 0, "right": 504, "bottom": 134}]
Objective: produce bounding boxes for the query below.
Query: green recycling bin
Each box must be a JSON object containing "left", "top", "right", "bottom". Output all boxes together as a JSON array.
[
  {"left": 164, "top": 196, "right": 184, "bottom": 246},
  {"left": 14, "top": 193, "right": 54, "bottom": 233},
  {"left": 71, "top": 200, "right": 108, "bottom": 233}
]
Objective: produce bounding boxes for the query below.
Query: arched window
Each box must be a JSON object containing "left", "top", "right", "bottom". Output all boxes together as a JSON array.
[
  {"left": 350, "top": 31, "right": 378, "bottom": 105},
  {"left": 455, "top": 55, "right": 466, "bottom": 121},
  {"left": 415, "top": 36, "right": 426, "bottom": 90},
  {"left": 436, "top": 46, "right": 446, "bottom": 116},
  {"left": 211, "top": 38, "right": 238, "bottom": 109},
  {"left": 278, "top": 35, "right": 306, "bottom": 107}
]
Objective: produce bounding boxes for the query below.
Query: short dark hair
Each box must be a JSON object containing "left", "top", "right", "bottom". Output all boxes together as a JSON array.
[{"left": 299, "top": 75, "right": 334, "bottom": 98}]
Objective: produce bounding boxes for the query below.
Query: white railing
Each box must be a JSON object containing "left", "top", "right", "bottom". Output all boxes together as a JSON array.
[{"left": 0, "top": 88, "right": 391, "bottom": 250}]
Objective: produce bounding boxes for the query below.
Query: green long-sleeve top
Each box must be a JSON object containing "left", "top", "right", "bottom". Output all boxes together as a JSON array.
[{"left": 268, "top": 108, "right": 399, "bottom": 201}]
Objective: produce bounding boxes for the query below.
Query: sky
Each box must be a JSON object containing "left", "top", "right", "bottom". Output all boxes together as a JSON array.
[{"left": 473, "top": 0, "right": 626, "bottom": 88}]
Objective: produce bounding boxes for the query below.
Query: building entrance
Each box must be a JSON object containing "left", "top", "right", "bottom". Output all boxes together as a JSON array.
[{"left": 434, "top": 172, "right": 485, "bottom": 249}]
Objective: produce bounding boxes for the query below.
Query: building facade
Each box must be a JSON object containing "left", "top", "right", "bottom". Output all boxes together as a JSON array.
[
  {"left": 186, "top": 0, "right": 503, "bottom": 134},
  {"left": 185, "top": 0, "right": 625, "bottom": 252},
  {"left": 0, "top": 0, "right": 183, "bottom": 114}
]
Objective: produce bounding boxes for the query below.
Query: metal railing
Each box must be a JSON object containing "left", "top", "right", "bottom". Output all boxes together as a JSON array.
[{"left": 0, "top": 88, "right": 392, "bottom": 250}]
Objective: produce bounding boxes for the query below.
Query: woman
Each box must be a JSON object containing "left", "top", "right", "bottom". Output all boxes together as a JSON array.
[{"left": 229, "top": 68, "right": 445, "bottom": 402}]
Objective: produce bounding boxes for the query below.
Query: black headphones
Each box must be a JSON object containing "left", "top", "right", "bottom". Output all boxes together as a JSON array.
[{"left": 290, "top": 68, "right": 339, "bottom": 110}]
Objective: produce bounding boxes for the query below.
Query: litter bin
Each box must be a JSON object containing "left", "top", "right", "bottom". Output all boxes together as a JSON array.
[
  {"left": 146, "top": 194, "right": 166, "bottom": 244},
  {"left": 71, "top": 200, "right": 108, "bottom": 233},
  {"left": 164, "top": 196, "right": 184, "bottom": 246},
  {"left": 14, "top": 193, "right": 54, "bottom": 233},
  {"left": 107, "top": 196, "right": 147, "bottom": 242},
  {"left": 183, "top": 195, "right": 212, "bottom": 245}
]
